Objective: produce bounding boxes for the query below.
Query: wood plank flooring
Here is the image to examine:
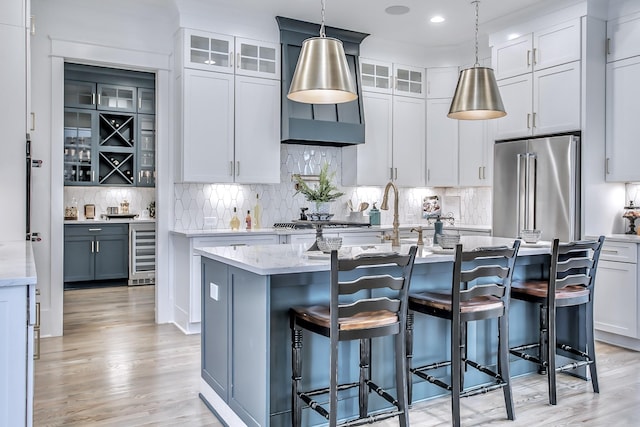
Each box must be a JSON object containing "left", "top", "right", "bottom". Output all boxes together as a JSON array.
[{"left": 34, "top": 285, "right": 640, "bottom": 426}]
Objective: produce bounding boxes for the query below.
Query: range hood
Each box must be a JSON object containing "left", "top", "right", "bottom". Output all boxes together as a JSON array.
[{"left": 276, "top": 17, "right": 369, "bottom": 147}]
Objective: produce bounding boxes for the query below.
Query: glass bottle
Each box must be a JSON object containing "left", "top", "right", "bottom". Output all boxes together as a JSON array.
[
  {"left": 245, "top": 210, "right": 252, "bottom": 230},
  {"left": 253, "top": 193, "right": 262, "bottom": 229},
  {"left": 230, "top": 207, "right": 240, "bottom": 230}
]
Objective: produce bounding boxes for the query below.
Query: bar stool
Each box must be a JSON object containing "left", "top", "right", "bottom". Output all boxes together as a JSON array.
[
  {"left": 406, "top": 242, "right": 520, "bottom": 427},
  {"left": 509, "top": 236, "right": 604, "bottom": 405},
  {"left": 290, "top": 246, "right": 418, "bottom": 427}
]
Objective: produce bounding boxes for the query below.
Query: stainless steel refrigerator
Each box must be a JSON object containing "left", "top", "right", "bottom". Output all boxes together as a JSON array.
[{"left": 492, "top": 134, "right": 580, "bottom": 242}]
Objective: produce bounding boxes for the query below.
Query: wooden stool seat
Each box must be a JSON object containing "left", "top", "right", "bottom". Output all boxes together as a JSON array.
[
  {"left": 410, "top": 290, "right": 504, "bottom": 315},
  {"left": 291, "top": 306, "right": 398, "bottom": 332},
  {"left": 512, "top": 279, "right": 590, "bottom": 305}
]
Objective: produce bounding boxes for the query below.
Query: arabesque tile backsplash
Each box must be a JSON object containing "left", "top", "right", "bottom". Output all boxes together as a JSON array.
[{"left": 173, "top": 145, "right": 492, "bottom": 230}]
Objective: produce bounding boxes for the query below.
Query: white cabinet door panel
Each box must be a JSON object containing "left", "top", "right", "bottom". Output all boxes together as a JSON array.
[
  {"left": 495, "top": 74, "right": 532, "bottom": 139},
  {"left": 594, "top": 259, "right": 638, "bottom": 338},
  {"left": 182, "top": 70, "right": 234, "bottom": 183},
  {"left": 234, "top": 76, "right": 280, "bottom": 184},
  {"left": 605, "top": 56, "right": 640, "bottom": 182},
  {"left": 533, "top": 61, "right": 581, "bottom": 135},
  {"left": 534, "top": 19, "right": 581, "bottom": 70},
  {"left": 494, "top": 33, "right": 533, "bottom": 80},
  {"left": 459, "top": 120, "right": 487, "bottom": 187},
  {"left": 392, "top": 96, "right": 425, "bottom": 187},
  {"left": 426, "top": 98, "right": 458, "bottom": 187},
  {"left": 426, "top": 67, "right": 459, "bottom": 99},
  {"left": 607, "top": 11, "right": 640, "bottom": 63}
]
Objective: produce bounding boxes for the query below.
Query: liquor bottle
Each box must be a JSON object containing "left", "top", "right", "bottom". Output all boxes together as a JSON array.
[
  {"left": 230, "top": 207, "right": 240, "bottom": 230},
  {"left": 245, "top": 210, "right": 252, "bottom": 230},
  {"left": 253, "top": 193, "right": 262, "bottom": 229}
]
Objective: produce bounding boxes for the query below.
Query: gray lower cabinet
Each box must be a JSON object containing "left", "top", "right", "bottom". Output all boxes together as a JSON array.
[{"left": 64, "top": 224, "right": 129, "bottom": 282}]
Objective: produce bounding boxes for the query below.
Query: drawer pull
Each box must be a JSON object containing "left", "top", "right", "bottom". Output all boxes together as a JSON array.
[
  {"left": 88, "top": 228, "right": 102, "bottom": 231},
  {"left": 602, "top": 249, "right": 619, "bottom": 254}
]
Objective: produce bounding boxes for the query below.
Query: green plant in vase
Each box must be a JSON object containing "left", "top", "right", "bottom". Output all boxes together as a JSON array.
[{"left": 294, "top": 163, "right": 345, "bottom": 214}]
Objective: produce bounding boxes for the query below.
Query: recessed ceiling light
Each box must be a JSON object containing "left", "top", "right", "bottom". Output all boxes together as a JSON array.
[
  {"left": 430, "top": 16, "right": 445, "bottom": 23},
  {"left": 385, "top": 5, "right": 410, "bottom": 15}
]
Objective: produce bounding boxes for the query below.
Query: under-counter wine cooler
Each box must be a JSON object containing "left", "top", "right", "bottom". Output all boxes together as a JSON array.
[{"left": 129, "top": 222, "right": 156, "bottom": 286}]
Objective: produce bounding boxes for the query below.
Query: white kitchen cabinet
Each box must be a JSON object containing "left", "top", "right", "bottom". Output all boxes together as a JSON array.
[
  {"left": 594, "top": 240, "right": 638, "bottom": 339},
  {"left": 393, "top": 63, "right": 425, "bottom": 98},
  {"left": 182, "top": 29, "right": 280, "bottom": 80},
  {"left": 458, "top": 119, "right": 494, "bottom": 187},
  {"left": 172, "top": 232, "right": 279, "bottom": 334},
  {"left": 178, "top": 69, "right": 234, "bottom": 183},
  {"left": 343, "top": 91, "right": 425, "bottom": 187},
  {"left": 605, "top": 56, "right": 640, "bottom": 182},
  {"left": 176, "top": 45, "right": 280, "bottom": 184},
  {"left": 606, "top": 11, "right": 640, "bottom": 63},
  {"left": 0, "top": 0, "right": 26, "bottom": 27},
  {"left": 392, "top": 96, "right": 425, "bottom": 187},
  {"left": 426, "top": 98, "right": 458, "bottom": 187},
  {"left": 342, "top": 91, "right": 393, "bottom": 186},
  {"left": 493, "top": 18, "right": 581, "bottom": 80},
  {"left": 495, "top": 61, "right": 580, "bottom": 139},
  {"left": 426, "top": 67, "right": 458, "bottom": 99}
]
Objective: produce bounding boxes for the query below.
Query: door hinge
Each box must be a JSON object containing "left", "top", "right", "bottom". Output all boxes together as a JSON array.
[{"left": 30, "top": 232, "right": 42, "bottom": 242}]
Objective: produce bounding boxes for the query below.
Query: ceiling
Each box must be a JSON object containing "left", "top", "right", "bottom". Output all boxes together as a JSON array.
[{"left": 208, "top": 0, "right": 575, "bottom": 48}]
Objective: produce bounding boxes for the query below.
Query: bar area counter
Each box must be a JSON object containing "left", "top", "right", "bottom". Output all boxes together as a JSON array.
[{"left": 196, "top": 237, "right": 553, "bottom": 427}]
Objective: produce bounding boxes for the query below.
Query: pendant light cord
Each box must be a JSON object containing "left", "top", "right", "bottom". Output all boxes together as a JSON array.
[
  {"left": 473, "top": 0, "right": 480, "bottom": 67},
  {"left": 319, "top": 0, "right": 326, "bottom": 38}
]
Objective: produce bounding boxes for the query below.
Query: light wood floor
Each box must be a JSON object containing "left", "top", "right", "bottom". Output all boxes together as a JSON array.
[{"left": 34, "top": 285, "right": 640, "bottom": 426}]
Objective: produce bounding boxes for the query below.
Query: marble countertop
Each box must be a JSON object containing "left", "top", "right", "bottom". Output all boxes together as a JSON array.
[
  {"left": 65, "top": 218, "right": 156, "bottom": 225},
  {"left": 0, "top": 241, "right": 37, "bottom": 287},
  {"left": 173, "top": 223, "right": 491, "bottom": 238},
  {"left": 195, "top": 236, "right": 548, "bottom": 276}
]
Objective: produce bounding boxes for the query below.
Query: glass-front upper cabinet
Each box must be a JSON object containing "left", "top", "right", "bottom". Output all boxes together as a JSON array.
[
  {"left": 394, "top": 64, "right": 424, "bottom": 98},
  {"left": 137, "top": 88, "right": 155, "bottom": 114},
  {"left": 97, "top": 84, "right": 136, "bottom": 113},
  {"left": 182, "top": 29, "right": 280, "bottom": 80},
  {"left": 137, "top": 114, "right": 155, "bottom": 187},
  {"left": 64, "top": 109, "right": 96, "bottom": 185},
  {"left": 360, "top": 58, "right": 392, "bottom": 94},
  {"left": 185, "top": 29, "right": 234, "bottom": 73},
  {"left": 64, "top": 80, "right": 96, "bottom": 109},
  {"left": 235, "top": 37, "right": 280, "bottom": 80}
]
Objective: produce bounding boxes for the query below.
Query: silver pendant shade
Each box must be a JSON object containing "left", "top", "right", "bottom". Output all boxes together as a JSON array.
[
  {"left": 448, "top": 1, "right": 506, "bottom": 120},
  {"left": 287, "top": 36, "right": 357, "bottom": 104},
  {"left": 286, "top": 0, "right": 357, "bottom": 104},
  {"left": 448, "top": 66, "right": 506, "bottom": 119}
]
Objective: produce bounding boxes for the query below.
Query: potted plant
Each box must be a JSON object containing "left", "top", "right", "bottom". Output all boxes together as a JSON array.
[{"left": 294, "top": 163, "right": 345, "bottom": 214}]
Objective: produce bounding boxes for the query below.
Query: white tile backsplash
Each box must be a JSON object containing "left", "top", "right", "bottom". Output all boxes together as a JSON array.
[
  {"left": 172, "top": 145, "right": 492, "bottom": 230},
  {"left": 64, "top": 187, "right": 155, "bottom": 220}
]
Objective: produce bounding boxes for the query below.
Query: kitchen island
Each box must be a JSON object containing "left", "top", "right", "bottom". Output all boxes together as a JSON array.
[
  {"left": 0, "top": 241, "right": 37, "bottom": 427},
  {"left": 196, "top": 236, "right": 583, "bottom": 427}
]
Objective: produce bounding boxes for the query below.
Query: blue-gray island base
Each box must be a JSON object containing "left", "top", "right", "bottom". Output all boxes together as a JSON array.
[{"left": 195, "top": 237, "right": 588, "bottom": 426}]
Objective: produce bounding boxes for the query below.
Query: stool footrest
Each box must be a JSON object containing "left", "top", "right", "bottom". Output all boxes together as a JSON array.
[
  {"left": 556, "top": 360, "right": 593, "bottom": 373},
  {"left": 365, "top": 379, "right": 399, "bottom": 407},
  {"left": 510, "top": 347, "right": 545, "bottom": 367},
  {"left": 459, "top": 381, "right": 508, "bottom": 398},
  {"left": 338, "top": 409, "right": 405, "bottom": 427},
  {"left": 464, "top": 358, "right": 503, "bottom": 381},
  {"left": 303, "top": 381, "right": 359, "bottom": 398},
  {"left": 557, "top": 343, "right": 592, "bottom": 361},
  {"left": 411, "top": 367, "right": 452, "bottom": 391},
  {"left": 298, "top": 393, "right": 330, "bottom": 420}
]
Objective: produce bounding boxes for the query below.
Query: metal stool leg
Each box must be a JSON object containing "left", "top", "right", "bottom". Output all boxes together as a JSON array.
[
  {"left": 406, "top": 312, "right": 414, "bottom": 405},
  {"left": 499, "top": 314, "right": 515, "bottom": 420},
  {"left": 586, "top": 300, "right": 599, "bottom": 393},
  {"left": 359, "top": 338, "right": 370, "bottom": 419},
  {"left": 291, "top": 327, "right": 303, "bottom": 427}
]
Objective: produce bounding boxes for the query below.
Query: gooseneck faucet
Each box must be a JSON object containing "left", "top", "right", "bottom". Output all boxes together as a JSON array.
[{"left": 381, "top": 181, "right": 400, "bottom": 247}]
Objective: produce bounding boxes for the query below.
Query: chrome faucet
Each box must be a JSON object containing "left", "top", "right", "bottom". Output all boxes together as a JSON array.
[{"left": 381, "top": 181, "right": 400, "bottom": 247}]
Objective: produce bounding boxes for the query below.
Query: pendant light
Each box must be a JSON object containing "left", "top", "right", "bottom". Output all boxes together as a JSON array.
[
  {"left": 448, "top": 1, "right": 506, "bottom": 120},
  {"left": 287, "top": 0, "right": 357, "bottom": 104}
]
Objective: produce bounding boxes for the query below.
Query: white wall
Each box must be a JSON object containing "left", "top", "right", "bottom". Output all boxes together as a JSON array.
[{"left": 31, "top": 0, "right": 177, "bottom": 336}]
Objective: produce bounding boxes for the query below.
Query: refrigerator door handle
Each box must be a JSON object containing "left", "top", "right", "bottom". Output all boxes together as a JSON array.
[
  {"left": 516, "top": 153, "right": 527, "bottom": 234},
  {"left": 526, "top": 153, "right": 537, "bottom": 230}
]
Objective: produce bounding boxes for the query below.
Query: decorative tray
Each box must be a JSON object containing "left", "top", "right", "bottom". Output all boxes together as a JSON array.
[{"left": 101, "top": 213, "right": 138, "bottom": 219}]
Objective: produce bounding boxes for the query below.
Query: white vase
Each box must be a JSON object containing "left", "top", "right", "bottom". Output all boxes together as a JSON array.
[{"left": 315, "top": 201, "right": 330, "bottom": 214}]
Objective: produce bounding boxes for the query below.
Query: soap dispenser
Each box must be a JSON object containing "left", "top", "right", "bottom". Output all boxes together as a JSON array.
[
  {"left": 433, "top": 215, "right": 443, "bottom": 245},
  {"left": 369, "top": 202, "right": 380, "bottom": 226}
]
